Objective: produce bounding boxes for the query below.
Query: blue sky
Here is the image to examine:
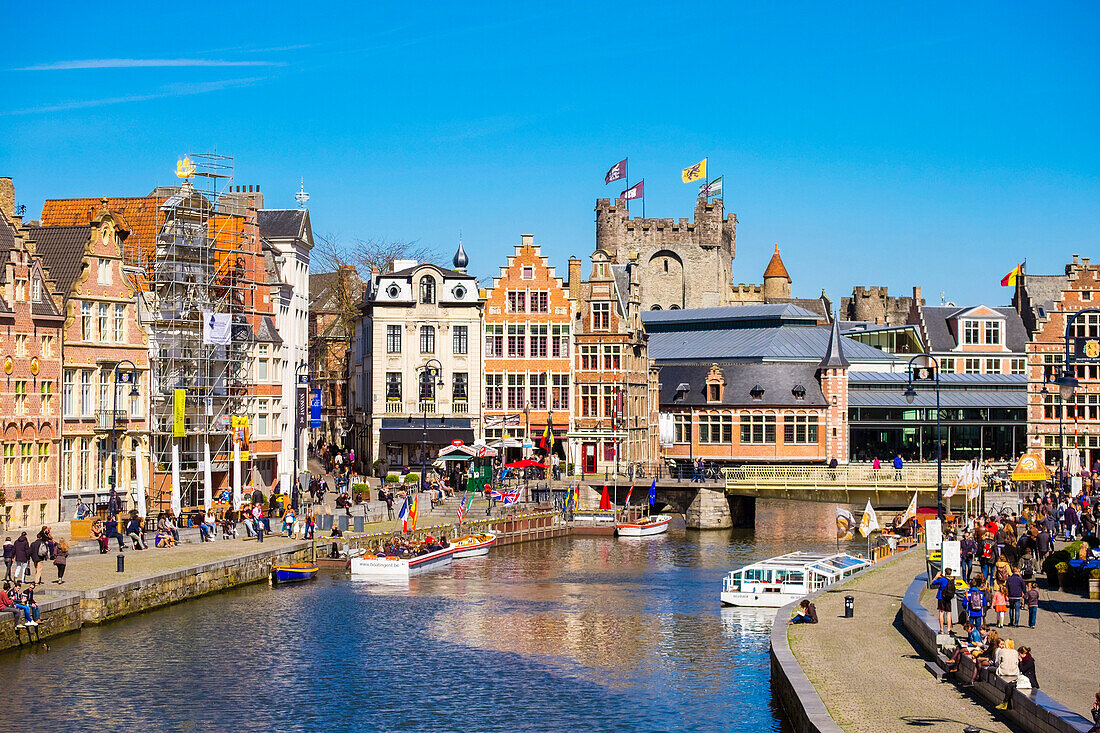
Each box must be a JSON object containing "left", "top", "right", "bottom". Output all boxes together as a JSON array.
[{"left": 2, "top": 1, "right": 1097, "bottom": 306}]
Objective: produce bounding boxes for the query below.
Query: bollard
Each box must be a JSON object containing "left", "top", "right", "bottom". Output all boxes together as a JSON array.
[
  {"left": 116, "top": 553, "right": 125, "bottom": 573},
  {"left": 844, "top": 595, "right": 854, "bottom": 618}
]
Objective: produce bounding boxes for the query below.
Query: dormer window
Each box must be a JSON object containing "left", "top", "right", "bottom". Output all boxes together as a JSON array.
[
  {"left": 705, "top": 364, "right": 725, "bottom": 403},
  {"left": 750, "top": 384, "right": 765, "bottom": 401},
  {"left": 984, "top": 320, "right": 1001, "bottom": 345},
  {"left": 792, "top": 384, "right": 806, "bottom": 401},
  {"left": 674, "top": 382, "right": 690, "bottom": 403},
  {"left": 963, "top": 320, "right": 980, "bottom": 344},
  {"left": 452, "top": 284, "right": 467, "bottom": 300},
  {"left": 386, "top": 283, "right": 401, "bottom": 299},
  {"left": 419, "top": 276, "right": 436, "bottom": 304}
]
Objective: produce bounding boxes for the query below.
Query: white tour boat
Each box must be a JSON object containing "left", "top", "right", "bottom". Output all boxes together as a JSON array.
[
  {"left": 349, "top": 545, "right": 456, "bottom": 578},
  {"left": 719, "top": 551, "right": 870, "bottom": 607},
  {"left": 451, "top": 532, "right": 496, "bottom": 558},
  {"left": 616, "top": 514, "right": 672, "bottom": 537}
]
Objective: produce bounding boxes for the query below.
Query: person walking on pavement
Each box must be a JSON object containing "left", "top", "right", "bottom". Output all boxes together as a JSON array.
[
  {"left": 12, "top": 532, "right": 30, "bottom": 583},
  {"left": 893, "top": 454, "right": 904, "bottom": 480},
  {"left": 1006, "top": 566, "right": 1025, "bottom": 627}
]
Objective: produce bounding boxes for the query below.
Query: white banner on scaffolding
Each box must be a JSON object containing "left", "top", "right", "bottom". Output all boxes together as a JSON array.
[
  {"left": 170, "top": 441, "right": 182, "bottom": 516},
  {"left": 135, "top": 443, "right": 147, "bottom": 518},
  {"left": 203, "top": 312, "right": 232, "bottom": 345},
  {"left": 203, "top": 439, "right": 213, "bottom": 511}
]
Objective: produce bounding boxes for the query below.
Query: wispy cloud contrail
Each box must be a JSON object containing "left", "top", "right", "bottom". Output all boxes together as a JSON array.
[
  {"left": 0, "top": 77, "right": 265, "bottom": 116},
  {"left": 16, "top": 58, "right": 281, "bottom": 71}
]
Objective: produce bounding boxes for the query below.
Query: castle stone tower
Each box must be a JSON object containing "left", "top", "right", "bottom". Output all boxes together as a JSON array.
[
  {"left": 594, "top": 196, "right": 736, "bottom": 311},
  {"left": 762, "top": 244, "right": 791, "bottom": 300}
]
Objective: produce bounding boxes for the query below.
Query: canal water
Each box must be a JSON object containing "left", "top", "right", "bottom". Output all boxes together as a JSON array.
[{"left": 2, "top": 524, "right": 842, "bottom": 731}]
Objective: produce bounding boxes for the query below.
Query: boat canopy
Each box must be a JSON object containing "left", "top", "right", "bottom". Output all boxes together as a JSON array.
[{"left": 728, "top": 551, "right": 868, "bottom": 582}]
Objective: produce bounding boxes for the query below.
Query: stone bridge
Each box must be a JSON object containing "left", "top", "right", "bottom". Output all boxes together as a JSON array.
[{"left": 587, "top": 463, "right": 961, "bottom": 532}]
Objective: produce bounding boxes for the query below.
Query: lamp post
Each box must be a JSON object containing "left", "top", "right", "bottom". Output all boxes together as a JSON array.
[
  {"left": 295, "top": 363, "right": 311, "bottom": 497},
  {"left": 904, "top": 354, "right": 943, "bottom": 521},
  {"left": 109, "top": 360, "right": 140, "bottom": 500},
  {"left": 413, "top": 359, "right": 444, "bottom": 494},
  {"left": 1052, "top": 307, "right": 1100, "bottom": 492}
]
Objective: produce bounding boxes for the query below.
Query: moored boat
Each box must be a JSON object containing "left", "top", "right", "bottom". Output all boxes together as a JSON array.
[
  {"left": 616, "top": 514, "right": 672, "bottom": 537},
  {"left": 451, "top": 532, "right": 496, "bottom": 558},
  {"left": 719, "top": 551, "right": 870, "bottom": 607},
  {"left": 271, "top": 561, "right": 319, "bottom": 584},
  {"left": 349, "top": 545, "right": 456, "bottom": 577}
]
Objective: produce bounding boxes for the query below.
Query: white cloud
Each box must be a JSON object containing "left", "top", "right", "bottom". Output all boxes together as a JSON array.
[
  {"left": 1, "top": 77, "right": 265, "bottom": 116},
  {"left": 16, "top": 58, "right": 281, "bottom": 71}
]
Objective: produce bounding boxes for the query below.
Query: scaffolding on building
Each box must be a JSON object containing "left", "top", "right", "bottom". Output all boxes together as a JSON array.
[{"left": 148, "top": 152, "right": 254, "bottom": 510}]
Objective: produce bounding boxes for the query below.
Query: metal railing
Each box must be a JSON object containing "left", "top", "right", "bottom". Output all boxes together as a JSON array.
[
  {"left": 95, "top": 409, "right": 127, "bottom": 431},
  {"left": 723, "top": 463, "right": 963, "bottom": 491}
]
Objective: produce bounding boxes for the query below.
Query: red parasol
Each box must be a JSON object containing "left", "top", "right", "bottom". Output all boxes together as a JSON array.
[
  {"left": 599, "top": 485, "right": 611, "bottom": 510},
  {"left": 504, "top": 459, "right": 546, "bottom": 469}
]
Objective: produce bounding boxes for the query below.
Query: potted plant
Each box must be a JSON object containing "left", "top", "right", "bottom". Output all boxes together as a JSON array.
[
  {"left": 384, "top": 473, "right": 399, "bottom": 485},
  {"left": 1089, "top": 568, "right": 1100, "bottom": 600},
  {"left": 1056, "top": 561, "right": 1069, "bottom": 591}
]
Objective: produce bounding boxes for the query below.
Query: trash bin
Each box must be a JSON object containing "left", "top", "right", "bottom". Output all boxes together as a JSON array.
[
  {"left": 116, "top": 554, "right": 125, "bottom": 573},
  {"left": 844, "top": 595, "right": 854, "bottom": 618}
]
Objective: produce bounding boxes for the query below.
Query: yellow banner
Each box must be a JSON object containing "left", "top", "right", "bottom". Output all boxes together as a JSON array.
[
  {"left": 681, "top": 158, "right": 707, "bottom": 183},
  {"left": 173, "top": 389, "right": 185, "bottom": 437},
  {"left": 232, "top": 415, "right": 250, "bottom": 461}
]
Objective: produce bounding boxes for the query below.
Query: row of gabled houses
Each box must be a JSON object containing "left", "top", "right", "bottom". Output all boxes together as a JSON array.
[
  {"left": 0, "top": 173, "right": 314, "bottom": 529},
  {"left": 344, "top": 195, "right": 1100, "bottom": 479}
]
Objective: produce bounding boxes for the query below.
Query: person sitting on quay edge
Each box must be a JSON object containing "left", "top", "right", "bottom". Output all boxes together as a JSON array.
[
  {"left": 103, "top": 515, "right": 126, "bottom": 552},
  {"left": 7, "top": 582, "right": 36, "bottom": 627},
  {"left": 126, "top": 513, "right": 147, "bottom": 550},
  {"left": 788, "top": 599, "right": 818, "bottom": 625}
]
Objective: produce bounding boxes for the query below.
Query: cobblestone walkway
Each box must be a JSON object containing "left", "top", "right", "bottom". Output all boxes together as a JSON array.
[{"left": 789, "top": 550, "right": 1014, "bottom": 733}]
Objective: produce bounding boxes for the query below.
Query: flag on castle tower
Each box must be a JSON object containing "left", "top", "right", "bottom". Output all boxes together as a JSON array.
[
  {"left": 700, "top": 176, "right": 723, "bottom": 198},
  {"left": 1001, "top": 263, "right": 1023, "bottom": 287},
  {"left": 682, "top": 158, "right": 707, "bottom": 183},
  {"left": 605, "top": 158, "right": 627, "bottom": 184},
  {"left": 621, "top": 181, "right": 643, "bottom": 200}
]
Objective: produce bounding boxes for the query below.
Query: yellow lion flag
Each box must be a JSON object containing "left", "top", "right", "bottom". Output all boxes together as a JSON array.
[{"left": 681, "top": 158, "right": 707, "bottom": 183}]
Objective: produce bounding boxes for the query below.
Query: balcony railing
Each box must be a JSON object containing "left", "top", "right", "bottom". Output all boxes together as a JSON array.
[
  {"left": 385, "top": 401, "right": 404, "bottom": 414},
  {"left": 418, "top": 401, "right": 436, "bottom": 414},
  {"left": 95, "top": 409, "right": 127, "bottom": 431},
  {"left": 452, "top": 401, "right": 468, "bottom": 413}
]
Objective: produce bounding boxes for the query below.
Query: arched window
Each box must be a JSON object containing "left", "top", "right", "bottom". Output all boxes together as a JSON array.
[
  {"left": 420, "top": 325, "right": 435, "bottom": 354},
  {"left": 419, "top": 276, "right": 436, "bottom": 304},
  {"left": 669, "top": 304, "right": 681, "bottom": 310},
  {"left": 651, "top": 305, "right": 662, "bottom": 310}
]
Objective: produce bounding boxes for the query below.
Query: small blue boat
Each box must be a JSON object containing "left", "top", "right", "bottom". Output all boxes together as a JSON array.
[{"left": 271, "top": 561, "right": 319, "bottom": 584}]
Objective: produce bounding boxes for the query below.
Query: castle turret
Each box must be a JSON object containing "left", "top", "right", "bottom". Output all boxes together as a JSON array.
[
  {"left": 818, "top": 316, "right": 850, "bottom": 464},
  {"left": 763, "top": 244, "right": 791, "bottom": 300}
]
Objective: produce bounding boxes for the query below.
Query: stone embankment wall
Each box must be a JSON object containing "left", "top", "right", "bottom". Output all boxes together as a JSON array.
[
  {"left": 901, "top": 573, "right": 1093, "bottom": 733},
  {"left": 1, "top": 542, "right": 311, "bottom": 653}
]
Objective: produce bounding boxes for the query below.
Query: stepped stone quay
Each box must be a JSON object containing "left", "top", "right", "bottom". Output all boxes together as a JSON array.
[{"left": 776, "top": 545, "right": 1099, "bottom": 733}]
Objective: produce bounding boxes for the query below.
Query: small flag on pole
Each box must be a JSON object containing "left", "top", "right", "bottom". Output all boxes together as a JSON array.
[
  {"left": 623, "top": 484, "right": 634, "bottom": 506},
  {"left": 699, "top": 176, "right": 723, "bottom": 198},
  {"left": 1001, "top": 263, "right": 1023, "bottom": 287},
  {"left": 409, "top": 495, "right": 418, "bottom": 532},
  {"left": 605, "top": 158, "right": 627, "bottom": 185},
  {"left": 648, "top": 479, "right": 656, "bottom": 507},
  {"left": 681, "top": 158, "right": 707, "bottom": 183},
  {"left": 899, "top": 492, "right": 918, "bottom": 525},
  {"left": 858, "top": 500, "right": 880, "bottom": 537},
  {"left": 398, "top": 496, "right": 410, "bottom": 532},
  {"left": 621, "top": 180, "right": 643, "bottom": 200}
]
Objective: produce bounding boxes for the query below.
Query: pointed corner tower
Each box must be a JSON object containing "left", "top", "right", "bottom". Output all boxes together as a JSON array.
[{"left": 818, "top": 315, "right": 850, "bottom": 464}]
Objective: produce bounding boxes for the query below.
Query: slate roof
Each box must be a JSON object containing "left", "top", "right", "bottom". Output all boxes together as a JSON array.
[
  {"left": 919, "top": 305, "right": 1028, "bottom": 352},
  {"left": 387, "top": 263, "right": 475, "bottom": 279},
  {"left": 848, "top": 372, "right": 1027, "bottom": 386},
  {"left": 0, "top": 217, "right": 17, "bottom": 286},
  {"left": 819, "top": 317, "right": 850, "bottom": 368},
  {"left": 255, "top": 315, "right": 283, "bottom": 344},
  {"left": 848, "top": 371, "right": 1026, "bottom": 409},
  {"left": 648, "top": 324, "right": 897, "bottom": 363},
  {"left": 657, "top": 361, "right": 827, "bottom": 407},
  {"left": 643, "top": 303, "right": 821, "bottom": 326},
  {"left": 28, "top": 224, "right": 88, "bottom": 296},
  {"left": 763, "top": 245, "right": 790, "bottom": 281},
  {"left": 258, "top": 209, "right": 309, "bottom": 240}
]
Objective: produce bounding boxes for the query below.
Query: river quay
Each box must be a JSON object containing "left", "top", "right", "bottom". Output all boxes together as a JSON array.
[{"left": 776, "top": 546, "right": 1096, "bottom": 733}]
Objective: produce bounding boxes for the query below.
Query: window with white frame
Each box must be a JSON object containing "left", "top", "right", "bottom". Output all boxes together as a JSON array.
[
  {"left": 507, "top": 373, "right": 526, "bottom": 409},
  {"left": 485, "top": 325, "right": 503, "bottom": 357},
  {"left": 580, "top": 384, "right": 599, "bottom": 417},
  {"left": 552, "top": 325, "right": 569, "bottom": 358},
  {"left": 552, "top": 374, "right": 569, "bottom": 410},
  {"left": 530, "top": 291, "right": 549, "bottom": 313},
  {"left": 1010, "top": 358, "right": 1026, "bottom": 375},
  {"left": 257, "top": 399, "right": 268, "bottom": 437},
  {"left": 963, "top": 320, "right": 980, "bottom": 345},
  {"left": 783, "top": 414, "right": 819, "bottom": 444},
  {"left": 98, "top": 303, "right": 109, "bottom": 341},
  {"left": 80, "top": 370, "right": 92, "bottom": 416},
  {"left": 386, "top": 324, "right": 401, "bottom": 353},
  {"left": 521, "top": 266, "right": 534, "bottom": 280},
  {"left": 579, "top": 345, "right": 598, "bottom": 371},
  {"left": 963, "top": 358, "right": 981, "bottom": 374},
  {"left": 506, "top": 325, "right": 525, "bottom": 358},
  {"left": 506, "top": 291, "right": 526, "bottom": 313},
  {"left": 984, "top": 320, "right": 1001, "bottom": 345},
  {"left": 81, "top": 302, "right": 93, "bottom": 340},
  {"left": 592, "top": 302, "right": 611, "bottom": 330},
  {"left": 602, "top": 344, "right": 621, "bottom": 370},
  {"left": 484, "top": 374, "right": 503, "bottom": 409},
  {"left": 529, "top": 373, "right": 547, "bottom": 410},
  {"left": 699, "top": 413, "right": 733, "bottom": 444},
  {"left": 453, "top": 325, "right": 468, "bottom": 355},
  {"left": 740, "top": 413, "right": 776, "bottom": 444},
  {"left": 114, "top": 304, "right": 125, "bottom": 341},
  {"left": 674, "top": 413, "right": 691, "bottom": 443},
  {"left": 420, "top": 325, "right": 435, "bottom": 354},
  {"left": 530, "top": 325, "right": 548, "bottom": 357},
  {"left": 63, "top": 369, "right": 74, "bottom": 415},
  {"left": 258, "top": 344, "right": 269, "bottom": 381},
  {"left": 985, "top": 358, "right": 1001, "bottom": 374}
]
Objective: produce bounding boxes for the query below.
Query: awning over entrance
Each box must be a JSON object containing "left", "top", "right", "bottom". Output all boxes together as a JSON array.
[
  {"left": 379, "top": 417, "right": 475, "bottom": 446},
  {"left": 1011, "top": 452, "right": 1051, "bottom": 482}
]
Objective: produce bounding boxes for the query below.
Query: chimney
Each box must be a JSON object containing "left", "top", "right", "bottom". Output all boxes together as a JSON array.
[
  {"left": 912, "top": 286, "right": 922, "bottom": 304},
  {"left": 0, "top": 177, "right": 13, "bottom": 220},
  {"left": 568, "top": 257, "right": 582, "bottom": 300}
]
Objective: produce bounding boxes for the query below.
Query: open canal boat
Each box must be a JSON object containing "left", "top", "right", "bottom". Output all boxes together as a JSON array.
[
  {"left": 271, "top": 561, "right": 319, "bottom": 584},
  {"left": 451, "top": 532, "right": 496, "bottom": 558},
  {"left": 349, "top": 545, "right": 457, "bottom": 577},
  {"left": 616, "top": 514, "right": 672, "bottom": 537},
  {"left": 719, "top": 551, "right": 870, "bottom": 607}
]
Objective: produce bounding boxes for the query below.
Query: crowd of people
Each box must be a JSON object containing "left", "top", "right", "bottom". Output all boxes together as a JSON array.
[
  {"left": 3, "top": 527, "right": 68, "bottom": 585},
  {"left": 368, "top": 534, "right": 450, "bottom": 559}
]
